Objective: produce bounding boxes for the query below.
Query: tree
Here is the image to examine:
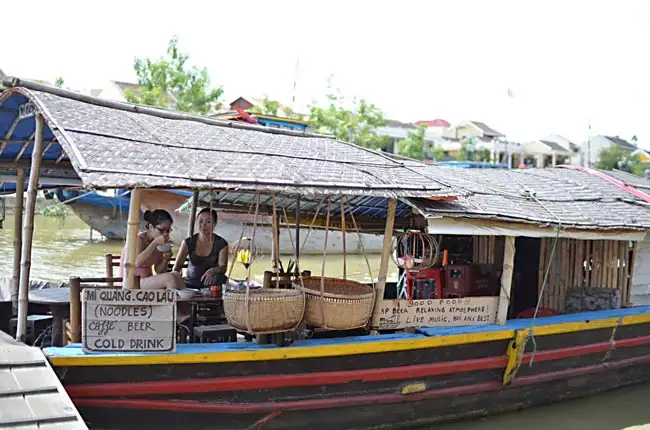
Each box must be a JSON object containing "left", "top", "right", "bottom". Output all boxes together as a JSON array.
[
  {"left": 125, "top": 36, "right": 224, "bottom": 115},
  {"left": 250, "top": 96, "right": 281, "bottom": 116},
  {"left": 309, "top": 78, "right": 387, "bottom": 149},
  {"left": 596, "top": 145, "right": 629, "bottom": 170},
  {"left": 398, "top": 126, "right": 427, "bottom": 160}
]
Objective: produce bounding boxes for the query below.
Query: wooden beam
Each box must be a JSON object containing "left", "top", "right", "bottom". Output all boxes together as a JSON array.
[
  {"left": 16, "top": 115, "right": 44, "bottom": 342},
  {"left": 11, "top": 167, "right": 24, "bottom": 316},
  {"left": 188, "top": 190, "right": 199, "bottom": 236},
  {"left": 370, "top": 198, "right": 397, "bottom": 333},
  {"left": 0, "top": 159, "right": 74, "bottom": 171},
  {"left": 496, "top": 236, "right": 516, "bottom": 325},
  {"left": 124, "top": 189, "right": 142, "bottom": 289}
]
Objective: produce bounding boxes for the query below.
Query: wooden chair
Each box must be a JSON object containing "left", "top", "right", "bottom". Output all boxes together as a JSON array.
[{"left": 104, "top": 253, "right": 188, "bottom": 284}]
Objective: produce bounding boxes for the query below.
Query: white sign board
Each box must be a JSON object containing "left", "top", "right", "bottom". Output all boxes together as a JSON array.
[
  {"left": 82, "top": 288, "right": 176, "bottom": 353},
  {"left": 377, "top": 296, "right": 498, "bottom": 330}
]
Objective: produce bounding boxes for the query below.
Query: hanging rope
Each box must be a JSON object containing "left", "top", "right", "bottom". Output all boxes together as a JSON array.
[
  {"left": 319, "top": 198, "right": 332, "bottom": 328},
  {"left": 502, "top": 173, "right": 563, "bottom": 367},
  {"left": 345, "top": 197, "right": 375, "bottom": 286}
]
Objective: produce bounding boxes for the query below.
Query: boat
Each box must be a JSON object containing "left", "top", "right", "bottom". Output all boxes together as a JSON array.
[{"left": 3, "top": 79, "right": 650, "bottom": 430}]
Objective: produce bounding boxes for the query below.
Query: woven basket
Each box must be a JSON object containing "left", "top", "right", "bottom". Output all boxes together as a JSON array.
[
  {"left": 295, "top": 276, "right": 375, "bottom": 330},
  {"left": 223, "top": 288, "right": 305, "bottom": 335}
]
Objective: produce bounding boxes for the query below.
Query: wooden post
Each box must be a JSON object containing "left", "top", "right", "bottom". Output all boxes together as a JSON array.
[
  {"left": 69, "top": 277, "right": 81, "bottom": 343},
  {"left": 123, "top": 189, "right": 142, "bottom": 290},
  {"left": 294, "top": 195, "right": 301, "bottom": 274},
  {"left": 271, "top": 194, "right": 280, "bottom": 288},
  {"left": 340, "top": 198, "right": 347, "bottom": 280},
  {"left": 188, "top": 190, "right": 199, "bottom": 236},
  {"left": 11, "top": 167, "right": 24, "bottom": 316},
  {"left": 497, "top": 236, "right": 516, "bottom": 325},
  {"left": 370, "top": 198, "right": 397, "bottom": 333},
  {"left": 16, "top": 114, "right": 45, "bottom": 342},
  {"left": 105, "top": 254, "right": 114, "bottom": 286}
]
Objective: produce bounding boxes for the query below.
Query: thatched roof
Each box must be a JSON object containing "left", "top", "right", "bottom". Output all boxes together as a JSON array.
[
  {"left": 412, "top": 167, "right": 650, "bottom": 230},
  {"left": 0, "top": 78, "right": 454, "bottom": 200}
]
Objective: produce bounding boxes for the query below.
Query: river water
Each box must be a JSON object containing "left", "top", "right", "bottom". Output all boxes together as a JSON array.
[{"left": 1, "top": 213, "right": 649, "bottom": 429}]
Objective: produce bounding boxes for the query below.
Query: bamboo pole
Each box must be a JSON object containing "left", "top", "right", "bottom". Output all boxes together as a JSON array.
[
  {"left": 340, "top": 198, "right": 347, "bottom": 280},
  {"left": 271, "top": 194, "right": 280, "bottom": 289},
  {"left": 370, "top": 198, "right": 397, "bottom": 333},
  {"left": 626, "top": 242, "right": 638, "bottom": 307},
  {"left": 16, "top": 115, "right": 44, "bottom": 343},
  {"left": 496, "top": 236, "right": 516, "bottom": 325},
  {"left": 69, "top": 277, "right": 81, "bottom": 343},
  {"left": 11, "top": 167, "right": 24, "bottom": 316},
  {"left": 188, "top": 190, "right": 199, "bottom": 236},
  {"left": 123, "top": 189, "right": 142, "bottom": 290},
  {"left": 585, "top": 240, "right": 592, "bottom": 287},
  {"left": 538, "top": 238, "right": 547, "bottom": 307}
]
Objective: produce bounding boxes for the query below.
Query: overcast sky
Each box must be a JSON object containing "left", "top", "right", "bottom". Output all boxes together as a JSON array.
[{"left": 3, "top": 0, "right": 649, "bottom": 147}]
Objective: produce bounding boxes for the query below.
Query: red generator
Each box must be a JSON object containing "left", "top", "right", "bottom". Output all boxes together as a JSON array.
[
  {"left": 406, "top": 268, "right": 445, "bottom": 300},
  {"left": 445, "top": 264, "right": 496, "bottom": 298}
]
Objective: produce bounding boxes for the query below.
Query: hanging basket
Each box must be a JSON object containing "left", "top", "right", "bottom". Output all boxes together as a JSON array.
[
  {"left": 223, "top": 288, "right": 305, "bottom": 335},
  {"left": 295, "top": 276, "right": 375, "bottom": 330}
]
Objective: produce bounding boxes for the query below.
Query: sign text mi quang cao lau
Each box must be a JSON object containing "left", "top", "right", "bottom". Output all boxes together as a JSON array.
[{"left": 82, "top": 288, "right": 177, "bottom": 353}]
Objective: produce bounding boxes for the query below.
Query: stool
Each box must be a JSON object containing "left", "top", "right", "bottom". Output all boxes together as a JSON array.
[
  {"left": 193, "top": 324, "right": 237, "bottom": 343},
  {"left": 10, "top": 315, "right": 53, "bottom": 345}
]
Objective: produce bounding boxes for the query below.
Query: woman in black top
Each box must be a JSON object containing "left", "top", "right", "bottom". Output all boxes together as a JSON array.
[{"left": 173, "top": 208, "right": 229, "bottom": 288}]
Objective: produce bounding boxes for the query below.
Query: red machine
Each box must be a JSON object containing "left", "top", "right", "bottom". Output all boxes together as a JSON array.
[
  {"left": 445, "top": 264, "right": 496, "bottom": 298},
  {"left": 406, "top": 268, "right": 445, "bottom": 300}
]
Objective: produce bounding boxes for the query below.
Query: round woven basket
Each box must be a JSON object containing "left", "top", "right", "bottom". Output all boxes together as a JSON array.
[
  {"left": 223, "top": 288, "right": 305, "bottom": 335},
  {"left": 295, "top": 276, "right": 375, "bottom": 330}
]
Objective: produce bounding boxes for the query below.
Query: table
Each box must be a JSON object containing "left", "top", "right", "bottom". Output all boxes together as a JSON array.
[
  {"left": 28, "top": 287, "right": 70, "bottom": 347},
  {"left": 176, "top": 294, "right": 224, "bottom": 343}
]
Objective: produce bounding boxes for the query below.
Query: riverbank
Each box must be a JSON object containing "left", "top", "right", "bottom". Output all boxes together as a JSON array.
[{"left": 2, "top": 193, "right": 57, "bottom": 215}]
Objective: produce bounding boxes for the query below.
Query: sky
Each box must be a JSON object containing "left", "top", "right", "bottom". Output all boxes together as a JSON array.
[{"left": 2, "top": 0, "right": 650, "bottom": 147}]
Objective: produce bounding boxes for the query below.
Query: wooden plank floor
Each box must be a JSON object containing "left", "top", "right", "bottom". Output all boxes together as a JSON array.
[{"left": 0, "top": 331, "right": 87, "bottom": 429}]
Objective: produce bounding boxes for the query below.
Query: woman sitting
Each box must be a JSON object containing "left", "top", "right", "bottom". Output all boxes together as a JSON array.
[
  {"left": 173, "top": 208, "right": 229, "bottom": 290},
  {"left": 119, "top": 209, "right": 185, "bottom": 291}
]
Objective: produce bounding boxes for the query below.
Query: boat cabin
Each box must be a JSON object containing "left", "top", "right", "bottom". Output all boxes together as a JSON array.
[{"left": 2, "top": 78, "right": 650, "bottom": 430}]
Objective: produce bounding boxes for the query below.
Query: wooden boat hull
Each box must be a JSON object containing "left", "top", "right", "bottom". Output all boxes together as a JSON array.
[{"left": 45, "top": 307, "right": 650, "bottom": 429}]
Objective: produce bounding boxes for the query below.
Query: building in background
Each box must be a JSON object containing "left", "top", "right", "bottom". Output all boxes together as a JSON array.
[{"left": 583, "top": 135, "right": 637, "bottom": 167}]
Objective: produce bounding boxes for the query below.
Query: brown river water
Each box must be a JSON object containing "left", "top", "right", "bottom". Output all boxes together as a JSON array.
[{"left": 1, "top": 213, "right": 649, "bottom": 429}]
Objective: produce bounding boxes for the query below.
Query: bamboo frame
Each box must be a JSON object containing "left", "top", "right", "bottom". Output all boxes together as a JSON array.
[
  {"left": 370, "top": 198, "right": 397, "bottom": 332},
  {"left": 16, "top": 115, "right": 44, "bottom": 342},
  {"left": 537, "top": 237, "right": 634, "bottom": 311},
  {"left": 496, "top": 236, "right": 515, "bottom": 325},
  {"left": 11, "top": 167, "right": 24, "bottom": 316},
  {"left": 188, "top": 190, "right": 199, "bottom": 236},
  {"left": 123, "top": 189, "right": 142, "bottom": 290}
]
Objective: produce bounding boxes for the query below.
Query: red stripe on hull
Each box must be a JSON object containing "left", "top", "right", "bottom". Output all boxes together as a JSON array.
[
  {"left": 72, "top": 353, "right": 650, "bottom": 414},
  {"left": 66, "top": 335, "right": 650, "bottom": 398}
]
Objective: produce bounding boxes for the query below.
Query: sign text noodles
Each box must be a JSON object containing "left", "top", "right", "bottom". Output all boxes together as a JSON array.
[{"left": 82, "top": 288, "right": 176, "bottom": 353}]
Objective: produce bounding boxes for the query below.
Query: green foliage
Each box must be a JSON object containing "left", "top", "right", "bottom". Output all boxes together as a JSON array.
[
  {"left": 54, "top": 77, "right": 64, "bottom": 88},
  {"left": 125, "top": 36, "right": 224, "bottom": 115},
  {"left": 42, "top": 204, "right": 68, "bottom": 218},
  {"left": 309, "top": 78, "right": 387, "bottom": 149},
  {"left": 596, "top": 145, "right": 629, "bottom": 170},
  {"left": 397, "top": 126, "right": 426, "bottom": 160},
  {"left": 476, "top": 148, "right": 491, "bottom": 162},
  {"left": 250, "top": 96, "right": 281, "bottom": 116}
]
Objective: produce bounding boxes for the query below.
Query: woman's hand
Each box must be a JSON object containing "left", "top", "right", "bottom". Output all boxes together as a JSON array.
[
  {"left": 152, "top": 235, "right": 167, "bottom": 246},
  {"left": 201, "top": 267, "right": 219, "bottom": 286},
  {"left": 161, "top": 251, "right": 173, "bottom": 261}
]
